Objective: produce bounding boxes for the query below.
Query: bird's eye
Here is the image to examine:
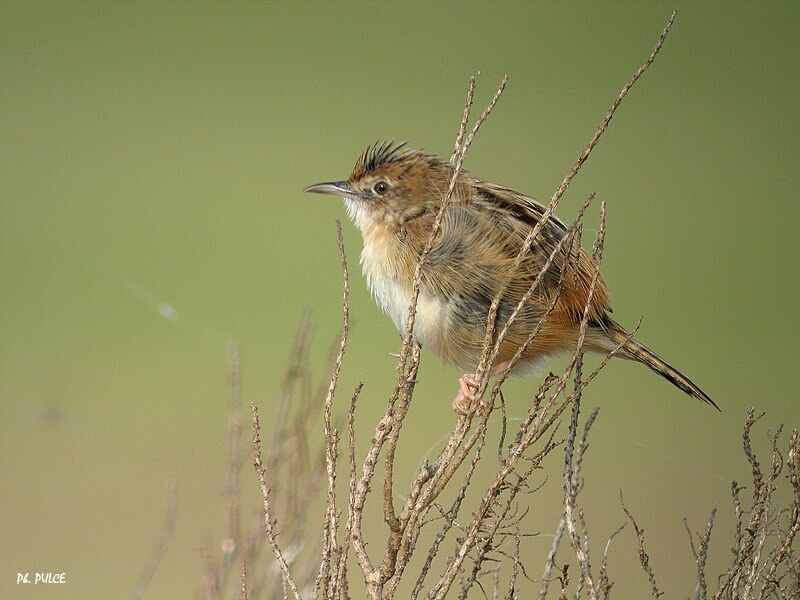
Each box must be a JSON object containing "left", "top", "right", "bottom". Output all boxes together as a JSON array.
[{"left": 373, "top": 181, "right": 389, "bottom": 195}]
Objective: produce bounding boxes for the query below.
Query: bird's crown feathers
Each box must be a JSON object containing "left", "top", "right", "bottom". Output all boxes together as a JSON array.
[{"left": 349, "top": 141, "right": 412, "bottom": 180}]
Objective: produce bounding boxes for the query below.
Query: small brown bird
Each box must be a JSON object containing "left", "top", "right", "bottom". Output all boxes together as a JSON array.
[{"left": 305, "top": 142, "right": 717, "bottom": 413}]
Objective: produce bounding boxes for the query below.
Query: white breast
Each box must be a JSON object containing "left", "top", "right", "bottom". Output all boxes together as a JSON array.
[
  {"left": 359, "top": 233, "right": 451, "bottom": 352},
  {"left": 361, "top": 240, "right": 411, "bottom": 331},
  {"left": 345, "top": 197, "right": 452, "bottom": 351}
]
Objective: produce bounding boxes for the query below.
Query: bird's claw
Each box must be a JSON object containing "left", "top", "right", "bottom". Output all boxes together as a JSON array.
[{"left": 452, "top": 373, "right": 489, "bottom": 416}]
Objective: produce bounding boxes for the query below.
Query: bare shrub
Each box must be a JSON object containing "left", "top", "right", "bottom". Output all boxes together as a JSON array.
[
  {"left": 195, "top": 318, "right": 332, "bottom": 600},
  {"left": 163, "top": 10, "right": 799, "bottom": 600}
]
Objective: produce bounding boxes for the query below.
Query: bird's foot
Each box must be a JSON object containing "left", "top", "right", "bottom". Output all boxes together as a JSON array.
[
  {"left": 452, "top": 373, "right": 486, "bottom": 416},
  {"left": 451, "top": 361, "right": 516, "bottom": 416}
]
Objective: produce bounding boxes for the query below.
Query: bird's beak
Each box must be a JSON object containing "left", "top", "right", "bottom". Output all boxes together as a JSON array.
[{"left": 303, "top": 181, "right": 355, "bottom": 197}]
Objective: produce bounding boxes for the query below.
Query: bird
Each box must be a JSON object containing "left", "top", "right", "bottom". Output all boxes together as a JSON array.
[{"left": 304, "top": 141, "right": 717, "bottom": 414}]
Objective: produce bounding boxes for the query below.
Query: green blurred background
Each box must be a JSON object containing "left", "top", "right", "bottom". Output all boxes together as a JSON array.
[{"left": 2, "top": 1, "right": 798, "bottom": 597}]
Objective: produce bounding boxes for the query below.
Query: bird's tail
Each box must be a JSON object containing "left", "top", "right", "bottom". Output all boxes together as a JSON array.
[{"left": 600, "top": 321, "right": 719, "bottom": 410}]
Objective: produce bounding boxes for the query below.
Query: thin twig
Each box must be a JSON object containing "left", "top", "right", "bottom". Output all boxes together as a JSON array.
[
  {"left": 251, "top": 403, "right": 303, "bottom": 600},
  {"left": 226, "top": 342, "right": 244, "bottom": 556},
  {"left": 692, "top": 505, "right": 716, "bottom": 600},
  {"left": 451, "top": 77, "right": 476, "bottom": 163},
  {"left": 620, "top": 492, "right": 662, "bottom": 599},
  {"left": 130, "top": 481, "right": 177, "bottom": 600},
  {"left": 241, "top": 560, "right": 248, "bottom": 600},
  {"left": 334, "top": 382, "right": 363, "bottom": 599},
  {"left": 598, "top": 523, "right": 626, "bottom": 599},
  {"left": 563, "top": 353, "right": 597, "bottom": 599},
  {"left": 538, "top": 518, "right": 566, "bottom": 600},
  {"left": 318, "top": 221, "right": 351, "bottom": 598}
]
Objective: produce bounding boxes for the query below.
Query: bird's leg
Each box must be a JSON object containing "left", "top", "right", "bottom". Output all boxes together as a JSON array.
[
  {"left": 451, "top": 360, "right": 514, "bottom": 416},
  {"left": 489, "top": 359, "right": 512, "bottom": 376},
  {"left": 452, "top": 373, "right": 480, "bottom": 416}
]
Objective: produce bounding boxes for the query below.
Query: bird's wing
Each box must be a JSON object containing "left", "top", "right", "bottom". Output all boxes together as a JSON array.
[
  {"left": 457, "top": 178, "right": 613, "bottom": 323},
  {"left": 471, "top": 180, "right": 570, "bottom": 236}
]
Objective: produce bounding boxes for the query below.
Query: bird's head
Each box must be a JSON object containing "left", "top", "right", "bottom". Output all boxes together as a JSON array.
[{"left": 304, "top": 142, "right": 456, "bottom": 231}]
